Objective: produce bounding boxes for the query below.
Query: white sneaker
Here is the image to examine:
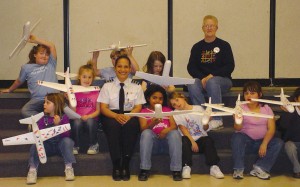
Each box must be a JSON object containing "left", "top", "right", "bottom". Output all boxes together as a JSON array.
[
  {"left": 65, "top": 167, "right": 75, "bottom": 181},
  {"left": 73, "top": 147, "right": 79, "bottom": 155},
  {"left": 182, "top": 165, "right": 191, "bottom": 179},
  {"left": 250, "top": 165, "right": 270, "bottom": 180},
  {"left": 233, "top": 169, "right": 244, "bottom": 179},
  {"left": 209, "top": 120, "right": 223, "bottom": 131},
  {"left": 210, "top": 165, "right": 224, "bottom": 179},
  {"left": 87, "top": 143, "right": 99, "bottom": 155},
  {"left": 26, "top": 169, "right": 37, "bottom": 184}
]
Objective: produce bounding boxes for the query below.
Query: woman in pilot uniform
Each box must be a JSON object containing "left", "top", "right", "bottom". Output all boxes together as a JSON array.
[{"left": 98, "top": 55, "right": 145, "bottom": 181}]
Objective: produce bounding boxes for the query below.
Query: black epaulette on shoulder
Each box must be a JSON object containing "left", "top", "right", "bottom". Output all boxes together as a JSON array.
[
  {"left": 131, "top": 80, "right": 140, "bottom": 85},
  {"left": 105, "top": 79, "right": 114, "bottom": 83}
]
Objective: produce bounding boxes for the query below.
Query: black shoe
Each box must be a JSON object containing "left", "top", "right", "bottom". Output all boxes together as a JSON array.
[
  {"left": 293, "top": 172, "right": 300, "bottom": 179},
  {"left": 122, "top": 168, "right": 130, "bottom": 181},
  {"left": 112, "top": 169, "right": 122, "bottom": 181},
  {"left": 172, "top": 171, "right": 182, "bottom": 181},
  {"left": 138, "top": 170, "right": 149, "bottom": 181}
]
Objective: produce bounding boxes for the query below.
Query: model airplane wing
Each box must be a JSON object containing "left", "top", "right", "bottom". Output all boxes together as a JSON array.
[
  {"left": 2, "top": 123, "right": 71, "bottom": 146},
  {"left": 170, "top": 110, "right": 194, "bottom": 116},
  {"left": 9, "top": 19, "right": 41, "bottom": 59},
  {"left": 72, "top": 85, "right": 100, "bottom": 93},
  {"left": 19, "top": 112, "right": 44, "bottom": 124},
  {"left": 210, "top": 112, "right": 232, "bottom": 116},
  {"left": 202, "top": 103, "right": 235, "bottom": 114},
  {"left": 39, "top": 123, "right": 71, "bottom": 141},
  {"left": 251, "top": 98, "right": 283, "bottom": 106},
  {"left": 2, "top": 132, "right": 35, "bottom": 145},
  {"left": 135, "top": 71, "right": 195, "bottom": 86},
  {"left": 56, "top": 71, "right": 77, "bottom": 78},
  {"left": 37, "top": 80, "right": 67, "bottom": 92},
  {"left": 125, "top": 112, "right": 156, "bottom": 118},
  {"left": 290, "top": 102, "right": 300, "bottom": 106},
  {"left": 89, "top": 43, "right": 147, "bottom": 53},
  {"left": 242, "top": 111, "right": 273, "bottom": 119}
]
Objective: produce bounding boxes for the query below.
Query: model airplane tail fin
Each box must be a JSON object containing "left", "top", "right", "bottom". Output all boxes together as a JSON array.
[
  {"left": 23, "top": 21, "right": 31, "bottom": 41},
  {"left": 275, "top": 88, "right": 289, "bottom": 98},
  {"left": 19, "top": 112, "right": 44, "bottom": 124},
  {"left": 30, "top": 18, "right": 41, "bottom": 34},
  {"left": 56, "top": 67, "right": 77, "bottom": 78},
  {"left": 162, "top": 60, "right": 171, "bottom": 77},
  {"left": 207, "top": 97, "right": 224, "bottom": 105}
]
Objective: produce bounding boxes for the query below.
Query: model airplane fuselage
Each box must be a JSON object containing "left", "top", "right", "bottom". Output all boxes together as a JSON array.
[
  {"left": 135, "top": 60, "right": 195, "bottom": 86},
  {"left": 251, "top": 88, "right": 300, "bottom": 113},
  {"left": 89, "top": 41, "right": 147, "bottom": 53},
  {"left": 38, "top": 67, "right": 100, "bottom": 107},
  {"left": 195, "top": 98, "right": 231, "bottom": 125},
  {"left": 125, "top": 104, "right": 194, "bottom": 119},
  {"left": 9, "top": 19, "right": 41, "bottom": 59},
  {"left": 2, "top": 112, "right": 71, "bottom": 164},
  {"left": 202, "top": 94, "right": 274, "bottom": 125}
]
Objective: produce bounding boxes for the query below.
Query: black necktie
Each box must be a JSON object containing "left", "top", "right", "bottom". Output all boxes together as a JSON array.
[{"left": 119, "top": 83, "right": 125, "bottom": 113}]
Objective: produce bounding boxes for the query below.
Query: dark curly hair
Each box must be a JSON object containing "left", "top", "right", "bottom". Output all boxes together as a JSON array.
[{"left": 144, "top": 84, "right": 168, "bottom": 107}]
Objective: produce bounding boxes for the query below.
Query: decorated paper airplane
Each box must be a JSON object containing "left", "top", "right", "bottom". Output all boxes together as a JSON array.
[
  {"left": 9, "top": 18, "right": 41, "bottom": 59},
  {"left": 37, "top": 67, "right": 100, "bottom": 107},
  {"left": 2, "top": 112, "right": 71, "bottom": 164}
]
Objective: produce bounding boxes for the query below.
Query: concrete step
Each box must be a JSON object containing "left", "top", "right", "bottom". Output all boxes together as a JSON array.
[{"left": 0, "top": 148, "right": 292, "bottom": 178}]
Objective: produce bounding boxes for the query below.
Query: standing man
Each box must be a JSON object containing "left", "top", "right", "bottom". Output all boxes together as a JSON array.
[{"left": 187, "top": 15, "right": 235, "bottom": 130}]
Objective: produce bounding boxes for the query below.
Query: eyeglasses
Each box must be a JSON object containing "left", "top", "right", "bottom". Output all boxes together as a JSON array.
[{"left": 203, "top": 25, "right": 217, "bottom": 29}]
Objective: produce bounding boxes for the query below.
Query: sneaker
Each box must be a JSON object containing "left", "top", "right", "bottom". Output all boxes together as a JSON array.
[
  {"left": 87, "top": 143, "right": 99, "bottom": 155},
  {"left": 233, "top": 169, "right": 244, "bottom": 179},
  {"left": 65, "top": 167, "right": 75, "bottom": 181},
  {"left": 250, "top": 165, "right": 270, "bottom": 180},
  {"left": 182, "top": 165, "right": 191, "bottom": 179},
  {"left": 172, "top": 171, "right": 183, "bottom": 181},
  {"left": 209, "top": 120, "right": 223, "bottom": 131},
  {"left": 210, "top": 165, "right": 224, "bottom": 179},
  {"left": 26, "top": 169, "right": 37, "bottom": 184},
  {"left": 73, "top": 147, "right": 79, "bottom": 155},
  {"left": 138, "top": 170, "right": 149, "bottom": 181}
]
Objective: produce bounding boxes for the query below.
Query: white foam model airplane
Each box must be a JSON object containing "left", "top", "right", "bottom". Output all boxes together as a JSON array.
[
  {"left": 192, "top": 97, "right": 232, "bottom": 125},
  {"left": 202, "top": 94, "right": 274, "bottom": 125},
  {"left": 37, "top": 67, "right": 100, "bottom": 108},
  {"left": 89, "top": 41, "right": 147, "bottom": 53},
  {"left": 9, "top": 18, "right": 41, "bottom": 59},
  {"left": 2, "top": 112, "right": 71, "bottom": 164},
  {"left": 135, "top": 60, "right": 195, "bottom": 86},
  {"left": 251, "top": 88, "right": 300, "bottom": 113},
  {"left": 125, "top": 104, "right": 194, "bottom": 119}
]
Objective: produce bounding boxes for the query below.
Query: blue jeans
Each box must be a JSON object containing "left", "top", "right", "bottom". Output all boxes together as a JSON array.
[
  {"left": 72, "top": 118, "right": 98, "bottom": 147},
  {"left": 284, "top": 141, "right": 300, "bottom": 173},
  {"left": 187, "top": 77, "right": 232, "bottom": 120},
  {"left": 28, "top": 137, "right": 76, "bottom": 168},
  {"left": 231, "top": 132, "right": 283, "bottom": 172},
  {"left": 21, "top": 98, "right": 45, "bottom": 118},
  {"left": 139, "top": 129, "right": 182, "bottom": 171}
]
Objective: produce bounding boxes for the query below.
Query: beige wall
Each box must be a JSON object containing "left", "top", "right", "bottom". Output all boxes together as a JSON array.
[
  {"left": 0, "top": 0, "right": 299, "bottom": 81},
  {"left": 0, "top": 0, "right": 64, "bottom": 80},
  {"left": 276, "top": 0, "right": 300, "bottom": 78},
  {"left": 69, "top": 0, "right": 168, "bottom": 75}
]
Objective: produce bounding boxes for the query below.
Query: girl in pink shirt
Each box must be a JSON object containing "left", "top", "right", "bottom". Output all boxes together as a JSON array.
[
  {"left": 71, "top": 64, "right": 100, "bottom": 155},
  {"left": 231, "top": 81, "right": 283, "bottom": 180}
]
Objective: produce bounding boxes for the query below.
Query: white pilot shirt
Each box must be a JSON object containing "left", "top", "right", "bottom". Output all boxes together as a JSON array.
[{"left": 97, "top": 78, "right": 146, "bottom": 111}]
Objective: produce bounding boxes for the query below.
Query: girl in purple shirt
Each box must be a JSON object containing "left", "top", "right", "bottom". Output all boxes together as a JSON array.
[{"left": 27, "top": 93, "right": 75, "bottom": 184}]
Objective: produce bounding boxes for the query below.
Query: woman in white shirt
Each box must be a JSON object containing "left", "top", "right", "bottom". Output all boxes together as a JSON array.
[{"left": 98, "top": 55, "right": 145, "bottom": 181}]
